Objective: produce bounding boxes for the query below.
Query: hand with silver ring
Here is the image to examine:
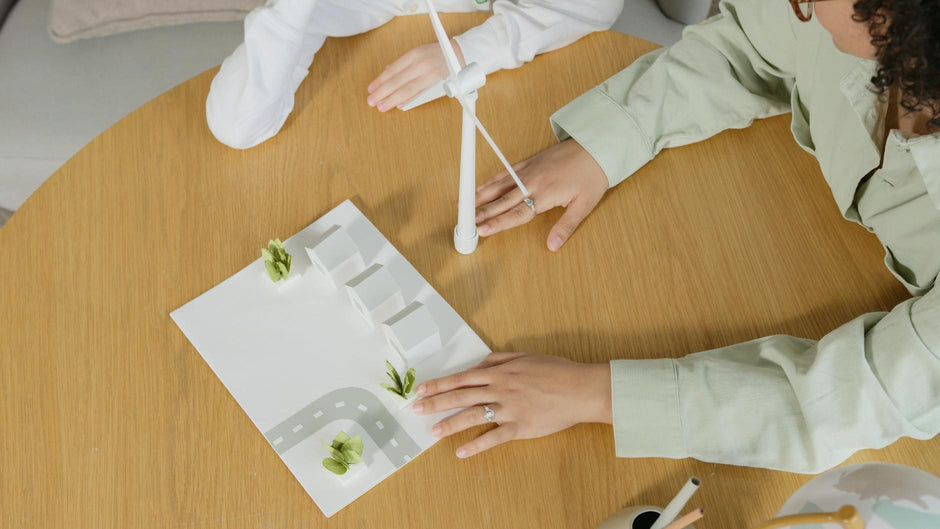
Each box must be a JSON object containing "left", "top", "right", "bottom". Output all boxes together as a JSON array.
[
  {"left": 412, "top": 352, "right": 612, "bottom": 458},
  {"left": 474, "top": 139, "right": 609, "bottom": 251},
  {"left": 523, "top": 197, "right": 536, "bottom": 214}
]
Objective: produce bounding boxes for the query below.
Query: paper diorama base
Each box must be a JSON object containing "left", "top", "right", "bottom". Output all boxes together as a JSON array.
[{"left": 170, "top": 200, "right": 490, "bottom": 517}]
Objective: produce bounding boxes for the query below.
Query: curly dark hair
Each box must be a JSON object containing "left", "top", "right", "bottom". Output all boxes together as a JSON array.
[{"left": 852, "top": 0, "right": 940, "bottom": 130}]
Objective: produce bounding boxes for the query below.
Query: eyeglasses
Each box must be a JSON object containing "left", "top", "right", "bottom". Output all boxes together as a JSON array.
[{"left": 789, "top": 0, "right": 829, "bottom": 22}]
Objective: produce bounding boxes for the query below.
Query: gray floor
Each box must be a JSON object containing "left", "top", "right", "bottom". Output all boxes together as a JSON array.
[{"left": 0, "top": 0, "right": 246, "bottom": 222}]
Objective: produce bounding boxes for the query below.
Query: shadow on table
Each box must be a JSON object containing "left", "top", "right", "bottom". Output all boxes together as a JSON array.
[{"left": 494, "top": 299, "right": 881, "bottom": 364}]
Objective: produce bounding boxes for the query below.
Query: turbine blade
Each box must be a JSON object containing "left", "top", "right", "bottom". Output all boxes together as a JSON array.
[
  {"left": 401, "top": 78, "right": 447, "bottom": 111},
  {"left": 454, "top": 94, "right": 530, "bottom": 197},
  {"left": 423, "top": 0, "right": 462, "bottom": 81}
]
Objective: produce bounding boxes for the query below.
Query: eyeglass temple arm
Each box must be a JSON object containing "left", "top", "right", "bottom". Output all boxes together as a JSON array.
[
  {"left": 751, "top": 506, "right": 864, "bottom": 529},
  {"left": 788, "top": 0, "right": 813, "bottom": 22}
]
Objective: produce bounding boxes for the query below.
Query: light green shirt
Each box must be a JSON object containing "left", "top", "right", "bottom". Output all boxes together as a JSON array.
[{"left": 550, "top": 0, "right": 940, "bottom": 473}]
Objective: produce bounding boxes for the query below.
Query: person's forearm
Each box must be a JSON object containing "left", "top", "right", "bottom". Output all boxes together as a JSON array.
[
  {"left": 205, "top": 0, "right": 324, "bottom": 149},
  {"left": 551, "top": 0, "right": 796, "bottom": 188},
  {"left": 609, "top": 285, "right": 939, "bottom": 473},
  {"left": 581, "top": 362, "right": 613, "bottom": 424},
  {"left": 455, "top": 0, "right": 623, "bottom": 74}
]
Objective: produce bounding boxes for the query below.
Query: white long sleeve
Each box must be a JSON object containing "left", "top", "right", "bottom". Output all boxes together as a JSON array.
[
  {"left": 454, "top": 0, "right": 624, "bottom": 74},
  {"left": 205, "top": 0, "right": 328, "bottom": 150},
  {"left": 206, "top": 0, "right": 622, "bottom": 149}
]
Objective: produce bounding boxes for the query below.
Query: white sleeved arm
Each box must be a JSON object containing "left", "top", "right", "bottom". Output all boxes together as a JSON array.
[
  {"left": 205, "top": 0, "right": 325, "bottom": 149},
  {"left": 453, "top": 0, "right": 624, "bottom": 74}
]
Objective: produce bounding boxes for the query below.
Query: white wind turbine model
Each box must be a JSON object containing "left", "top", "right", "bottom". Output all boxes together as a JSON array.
[{"left": 416, "top": 0, "right": 531, "bottom": 255}]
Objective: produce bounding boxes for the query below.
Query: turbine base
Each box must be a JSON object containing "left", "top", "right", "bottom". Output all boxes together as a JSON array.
[{"left": 453, "top": 225, "right": 479, "bottom": 255}]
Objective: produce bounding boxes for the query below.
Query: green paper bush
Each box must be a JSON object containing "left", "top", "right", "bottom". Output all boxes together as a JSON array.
[
  {"left": 321, "top": 430, "right": 364, "bottom": 475},
  {"left": 261, "top": 238, "right": 292, "bottom": 282},
  {"left": 381, "top": 360, "right": 415, "bottom": 399}
]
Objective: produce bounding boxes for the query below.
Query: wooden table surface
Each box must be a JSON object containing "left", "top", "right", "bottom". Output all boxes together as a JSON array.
[{"left": 2, "top": 13, "right": 936, "bottom": 529}]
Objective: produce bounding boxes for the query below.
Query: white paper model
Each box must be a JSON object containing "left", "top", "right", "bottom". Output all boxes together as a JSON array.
[
  {"left": 305, "top": 224, "right": 366, "bottom": 288},
  {"left": 382, "top": 301, "right": 441, "bottom": 367},
  {"left": 380, "top": 385, "right": 418, "bottom": 410},
  {"left": 170, "top": 200, "right": 492, "bottom": 518},
  {"left": 333, "top": 460, "right": 367, "bottom": 484},
  {"left": 345, "top": 264, "right": 406, "bottom": 328},
  {"left": 276, "top": 273, "right": 301, "bottom": 289}
]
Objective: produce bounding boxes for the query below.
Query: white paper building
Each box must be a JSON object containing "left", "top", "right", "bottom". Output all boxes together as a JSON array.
[
  {"left": 382, "top": 302, "right": 441, "bottom": 368},
  {"left": 345, "top": 264, "right": 405, "bottom": 328},
  {"left": 305, "top": 225, "right": 366, "bottom": 288}
]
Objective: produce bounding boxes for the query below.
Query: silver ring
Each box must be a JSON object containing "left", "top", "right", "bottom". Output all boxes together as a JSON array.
[
  {"left": 482, "top": 405, "right": 495, "bottom": 423},
  {"left": 523, "top": 197, "right": 536, "bottom": 214}
]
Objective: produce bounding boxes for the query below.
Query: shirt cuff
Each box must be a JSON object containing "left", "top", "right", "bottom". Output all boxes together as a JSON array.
[
  {"left": 610, "top": 359, "right": 686, "bottom": 459},
  {"left": 908, "top": 133, "right": 940, "bottom": 211},
  {"left": 454, "top": 26, "right": 507, "bottom": 75},
  {"left": 550, "top": 88, "right": 654, "bottom": 188}
]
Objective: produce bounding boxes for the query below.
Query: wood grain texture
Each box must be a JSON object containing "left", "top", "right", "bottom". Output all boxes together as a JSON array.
[{"left": 1, "top": 14, "right": 936, "bottom": 529}]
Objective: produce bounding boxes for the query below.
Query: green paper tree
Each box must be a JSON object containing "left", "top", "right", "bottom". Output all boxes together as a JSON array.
[
  {"left": 261, "top": 238, "right": 292, "bottom": 282},
  {"left": 381, "top": 360, "right": 415, "bottom": 399},
  {"left": 321, "top": 431, "right": 364, "bottom": 475}
]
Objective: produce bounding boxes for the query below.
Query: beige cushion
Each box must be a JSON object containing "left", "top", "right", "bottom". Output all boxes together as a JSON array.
[
  {"left": 48, "top": 0, "right": 264, "bottom": 43},
  {"left": 0, "top": 0, "right": 244, "bottom": 211}
]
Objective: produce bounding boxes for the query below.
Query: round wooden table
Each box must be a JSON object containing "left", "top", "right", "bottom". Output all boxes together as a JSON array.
[{"left": 2, "top": 14, "right": 935, "bottom": 529}]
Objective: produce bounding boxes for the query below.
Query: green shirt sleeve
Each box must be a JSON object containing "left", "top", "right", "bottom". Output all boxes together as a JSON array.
[
  {"left": 611, "top": 286, "right": 940, "bottom": 473},
  {"left": 558, "top": 0, "right": 940, "bottom": 472},
  {"left": 551, "top": 0, "right": 797, "bottom": 187}
]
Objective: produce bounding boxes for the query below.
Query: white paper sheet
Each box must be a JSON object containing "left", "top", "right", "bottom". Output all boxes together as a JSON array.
[{"left": 171, "top": 200, "right": 490, "bottom": 517}]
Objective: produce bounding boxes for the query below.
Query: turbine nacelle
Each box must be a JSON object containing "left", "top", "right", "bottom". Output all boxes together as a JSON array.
[{"left": 442, "top": 62, "right": 486, "bottom": 99}]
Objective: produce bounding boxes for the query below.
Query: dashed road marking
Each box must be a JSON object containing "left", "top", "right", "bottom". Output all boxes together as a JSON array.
[{"left": 264, "top": 387, "right": 422, "bottom": 467}]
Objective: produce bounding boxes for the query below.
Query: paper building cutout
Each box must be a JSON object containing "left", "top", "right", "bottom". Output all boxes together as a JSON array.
[
  {"left": 345, "top": 264, "right": 405, "bottom": 328},
  {"left": 306, "top": 225, "right": 366, "bottom": 288},
  {"left": 382, "top": 302, "right": 441, "bottom": 368}
]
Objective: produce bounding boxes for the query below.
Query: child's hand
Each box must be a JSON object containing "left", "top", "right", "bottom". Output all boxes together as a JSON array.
[
  {"left": 475, "top": 139, "right": 609, "bottom": 252},
  {"left": 367, "top": 40, "right": 465, "bottom": 112}
]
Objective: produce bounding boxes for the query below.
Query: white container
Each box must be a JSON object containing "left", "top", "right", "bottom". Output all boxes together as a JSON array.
[
  {"left": 305, "top": 224, "right": 366, "bottom": 288},
  {"left": 597, "top": 506, "right": 696, "bottom": 529},
  {"left": 382, "top": 301, "right": 441, "bottom": 367},
  {"left": 345, "top": 264, "right": 405, "bottom": 328}
]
